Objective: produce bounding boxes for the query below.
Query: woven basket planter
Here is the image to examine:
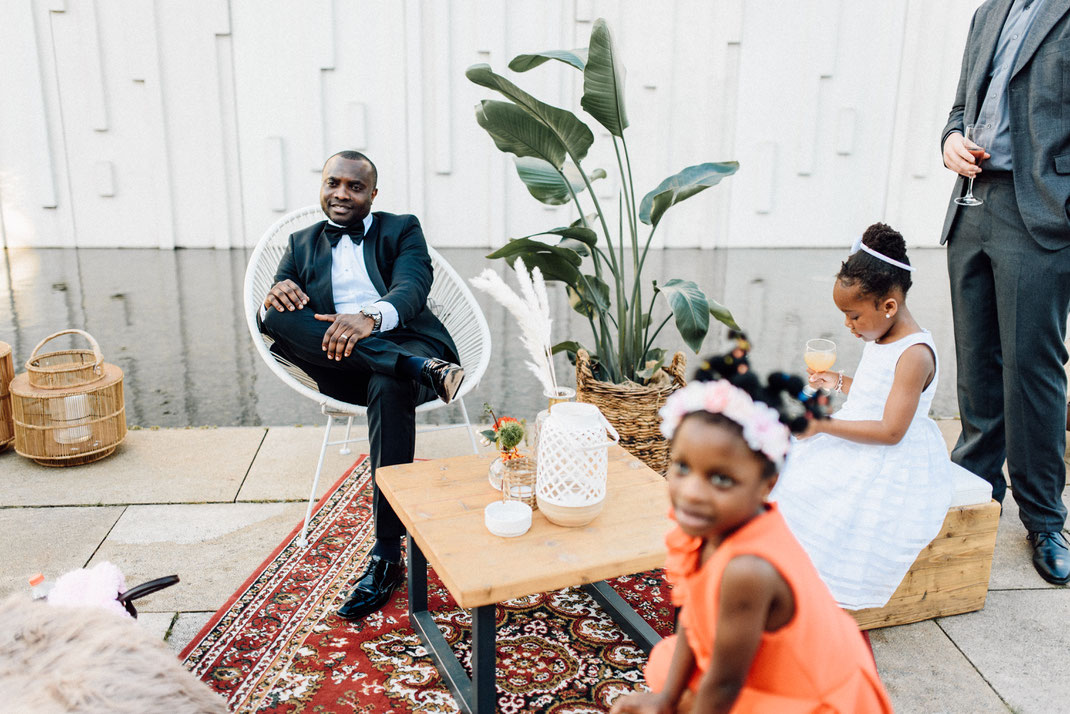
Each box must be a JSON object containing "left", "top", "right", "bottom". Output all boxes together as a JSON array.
[
  {"left": 0, "top": 341, "right": 13, "bottom": 452},
  {"left": 575, "top": 349, "right": 686, "bottom": 474},
  {"left": 10, "top": 330, "right": 126, "bottom": 467}
]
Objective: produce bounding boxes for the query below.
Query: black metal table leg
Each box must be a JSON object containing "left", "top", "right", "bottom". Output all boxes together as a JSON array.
[
  {"left": 470, "top": 604, "right": 497, "bottom": 713},
  {"left": 406, "top": 532, "right": 427, "bottom": 613},
  {"left": 582, "top": 581, "right": 662, "bottom": 654},
  {"left": 406, "top": 535, "right": 497, "bottom": 713}
]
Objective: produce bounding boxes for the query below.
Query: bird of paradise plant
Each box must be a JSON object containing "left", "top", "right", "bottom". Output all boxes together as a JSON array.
[{"left": 467, "top": 17, "right": 741, "bottom": 384}]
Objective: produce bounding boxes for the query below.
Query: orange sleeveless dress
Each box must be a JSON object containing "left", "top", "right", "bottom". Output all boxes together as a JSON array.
[{"left": 645, "top": 503, "right": 893, "bottom": 712}]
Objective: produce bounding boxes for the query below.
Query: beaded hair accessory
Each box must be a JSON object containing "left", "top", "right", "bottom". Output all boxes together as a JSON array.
[
  {"left": 850, "top": 235, "right": 915, "bottom": 272},
  {"left": 659, "top": 379, "right": 791, "bottom": 467}
]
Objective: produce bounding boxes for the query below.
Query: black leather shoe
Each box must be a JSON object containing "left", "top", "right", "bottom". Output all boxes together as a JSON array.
[
  {"left": 421, "top": 358, "right": 465, "bottom": 404},
  {"left": 337, "top": 555, "right": 405, "bottom": 620},
  {"left": 1028, "top": 531, "right": 1070, "bottom": 585}
]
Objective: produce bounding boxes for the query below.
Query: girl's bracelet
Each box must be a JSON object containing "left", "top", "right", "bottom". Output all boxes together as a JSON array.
[{"left": 834, "top": 370, "right": 845, "bottom": 393}]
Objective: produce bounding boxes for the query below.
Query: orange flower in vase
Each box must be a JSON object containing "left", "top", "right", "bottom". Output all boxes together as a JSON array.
[{"left": 482, "top": 405, "right": 527, "bottom": 490}]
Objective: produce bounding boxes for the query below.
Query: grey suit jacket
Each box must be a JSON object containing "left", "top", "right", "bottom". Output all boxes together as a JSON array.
[{"left": 940, "top": 0, "right": 1070, "bottom": 248}]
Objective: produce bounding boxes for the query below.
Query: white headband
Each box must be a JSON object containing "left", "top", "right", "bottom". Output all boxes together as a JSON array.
[{"left": 850, "top": 235, "right": 915, "bottom": 272}]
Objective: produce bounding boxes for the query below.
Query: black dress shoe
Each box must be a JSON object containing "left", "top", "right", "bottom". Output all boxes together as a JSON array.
[
  {"left": 1027, "top": 531, "right": 1070, "bottom": 585},
  {"left": 337, "top": 555, "right": 405, "bottom": 620},
  {"left": 421, "top": 358, "right": 465, "bottom": 404}
]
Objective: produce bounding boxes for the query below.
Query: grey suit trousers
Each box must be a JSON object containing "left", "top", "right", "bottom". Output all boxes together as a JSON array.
[{"left": 947, "top": 171, "right": 1070, "bottom": 532}]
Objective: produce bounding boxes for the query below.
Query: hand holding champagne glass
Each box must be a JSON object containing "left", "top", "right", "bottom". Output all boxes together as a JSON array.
[
  {"left": 804, "top": 338, "right": 837, "bottom": 395},
  {"left": 954, "top": 123, "right": 993, "bottom": 206}
]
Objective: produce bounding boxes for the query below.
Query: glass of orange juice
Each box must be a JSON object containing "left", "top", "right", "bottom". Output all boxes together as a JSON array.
[{"left": 804, "top": 338, "right": 837, "bottom": 374}]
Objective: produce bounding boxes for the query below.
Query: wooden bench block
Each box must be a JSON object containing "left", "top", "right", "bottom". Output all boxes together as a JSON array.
[{"left": 851, "top": 500, "right": 1000, "bottom": 631}]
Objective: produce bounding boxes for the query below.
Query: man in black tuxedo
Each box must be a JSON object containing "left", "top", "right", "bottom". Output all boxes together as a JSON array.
[
  {"left": 941, "top": 0, "right": 1070, "bottom": 584},
  {"left": 260, "top": 150, "right": 465, "bottom": 619}
]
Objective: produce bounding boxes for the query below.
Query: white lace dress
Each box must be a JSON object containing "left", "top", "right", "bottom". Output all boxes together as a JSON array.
[{"left": 771, "top": 330, "right": 959, "bottom": 610}]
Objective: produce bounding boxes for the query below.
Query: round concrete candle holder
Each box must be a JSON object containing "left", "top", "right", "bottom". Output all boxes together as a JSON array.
[{"left": 484, "top": 500, "right": 532, "bottom": 538}]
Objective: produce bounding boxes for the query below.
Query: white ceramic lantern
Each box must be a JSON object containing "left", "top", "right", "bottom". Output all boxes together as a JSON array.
[{"left": 536, "top": 402, "right": 619, "bottom": 527}]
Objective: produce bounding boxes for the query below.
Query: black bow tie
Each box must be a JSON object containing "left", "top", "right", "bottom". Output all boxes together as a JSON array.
[{"left": 323, "top": 221, "right": 364, "bottom": 247}]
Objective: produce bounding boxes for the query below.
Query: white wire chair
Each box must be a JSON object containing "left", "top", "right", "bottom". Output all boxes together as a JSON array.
[{"left": 243, "top": 206, "right": 492, "bottom": 546}]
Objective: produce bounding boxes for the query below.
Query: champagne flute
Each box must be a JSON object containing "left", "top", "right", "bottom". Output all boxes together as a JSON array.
[
  {"left": 803, "top": 339, "right": 837, "bottom": 395},
  {"left": 954, "top": 123, "right": 992, "bottom": 207}
]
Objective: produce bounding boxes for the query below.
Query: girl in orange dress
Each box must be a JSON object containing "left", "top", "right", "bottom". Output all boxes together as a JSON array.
[{"left": 610, "top": 374, "right": 893, "bottom": 714}]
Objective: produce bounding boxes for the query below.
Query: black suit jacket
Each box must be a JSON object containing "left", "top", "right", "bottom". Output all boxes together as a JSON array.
[
  {"left": 273, "top": 211, "right": 459, "bottom": 362},
  {"left": 940, "top": 0, "right": 1070, "bottom": 247}
]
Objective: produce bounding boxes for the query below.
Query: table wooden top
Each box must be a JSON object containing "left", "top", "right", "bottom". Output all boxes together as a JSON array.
[{"left": 377, "top": 445, "right": 670, "bottom": 609}]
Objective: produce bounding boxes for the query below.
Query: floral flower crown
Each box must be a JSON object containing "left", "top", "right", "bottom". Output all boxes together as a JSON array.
[{"left": 659, "top": 380, "right": 791, "bottom": 467}]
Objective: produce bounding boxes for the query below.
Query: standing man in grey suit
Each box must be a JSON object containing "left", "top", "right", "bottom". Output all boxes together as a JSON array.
[{"left": 941, "top": 0, "right": 1070, "bottom": 584}]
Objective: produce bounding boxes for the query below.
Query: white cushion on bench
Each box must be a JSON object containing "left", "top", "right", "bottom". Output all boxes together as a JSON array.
[{"left": 949, "top": 462, "right": 993, "bottom": 508}]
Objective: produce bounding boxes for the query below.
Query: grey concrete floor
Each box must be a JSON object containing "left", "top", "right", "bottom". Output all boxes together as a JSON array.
[{"left": 2, "top": 421, "right": 1069, "bottom": 713}]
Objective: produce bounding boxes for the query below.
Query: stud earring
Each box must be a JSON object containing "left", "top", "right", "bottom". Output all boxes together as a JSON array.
[{"left": 885, "top": 314, "right": 891, "bottom": 319}]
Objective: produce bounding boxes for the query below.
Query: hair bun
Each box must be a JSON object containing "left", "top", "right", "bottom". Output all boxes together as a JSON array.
[
  {"left": 840, "top": 222, "right": 913, "bottom": 297},
  {"left": 862, "top": 222, "right": 908, "bottom": 265}
]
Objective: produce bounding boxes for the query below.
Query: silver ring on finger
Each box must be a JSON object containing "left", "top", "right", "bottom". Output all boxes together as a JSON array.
[{"left": 339, "top": 333, "right": 349, "bottom": 340}]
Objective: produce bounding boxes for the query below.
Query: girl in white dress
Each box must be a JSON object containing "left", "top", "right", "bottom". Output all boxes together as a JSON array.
[{"left": 772, "top": 223, "right": 964, "bottom": 610}]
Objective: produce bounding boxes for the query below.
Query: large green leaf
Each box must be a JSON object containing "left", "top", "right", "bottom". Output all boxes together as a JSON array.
[
  {"left": 551, "top": 340, "right": 586, "bottom": 355},
  {"left": 558, "top": 238, "right": 589, "bottom": 256},
  {"left": 487, "top": 238, "right": 584, "bottom": 285},
  {"left": 487, "top": 237, "right": 582, "bottom": 265},
  {"left": 509, "top": 48, "right": 588, "bottom": 72},
  {"left": 536, "top": 226, "right": 598, "bottom": 247},
  {"left": 655, "top": 279, "right": 710, "bottom": 353},
  {"left": 581, "top": 19, "right": 629, "bottom": 137},
  {"left": 467, "top": 64, "right": 594, "bottom": 162},
  {"left": 512, "top": 157, "right": 606, "bottom": 206},
  {"left": 639, "top": 162, "right": 740, "bottom": 227},
  {"left": 475, "top": 101, "right": 567, "bottom": 168},
  {"left": 511, "top": 251, "right": 583, "bottom": 286},
  {"left": 566, "top": 274, "right": 611, "bottom": 318},
  {"left": 709, "top": 298, "right": 741, "bottom": 332}
]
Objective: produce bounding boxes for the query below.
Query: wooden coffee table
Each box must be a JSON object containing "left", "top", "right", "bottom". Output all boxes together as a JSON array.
[{"left": 377, "top": 445, "right": 670, "bottom": 713}]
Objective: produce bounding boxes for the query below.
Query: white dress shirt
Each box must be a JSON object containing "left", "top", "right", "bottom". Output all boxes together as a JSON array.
[{"left": 328, "top": 215, "right": 399, "bottom": 331}]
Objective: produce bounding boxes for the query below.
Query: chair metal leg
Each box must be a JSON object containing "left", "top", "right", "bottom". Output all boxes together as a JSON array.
[
  {"left": 456, "top": 397, "right": 479, "bottom": 455},
  {"left": 298, "top": 414, "right": 335, "bottom": 548},
  {"left": 339, "top": 416, "right": 353, "bottom": 455}
]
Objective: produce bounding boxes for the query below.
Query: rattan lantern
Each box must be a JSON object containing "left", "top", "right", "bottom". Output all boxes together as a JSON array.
[
  {"left": 0, "top": 341, "right": 13, "bottom": 452},
  {"left": 10, "top": 330, "right": 126, "bottom": 466},
  {"left": 536, "top": 402, "right": 620, "bottom": 527}
]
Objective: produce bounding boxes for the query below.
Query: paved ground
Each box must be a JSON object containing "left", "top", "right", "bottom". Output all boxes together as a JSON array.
[{"left": 2, "top": 420, "right": 1068, "bottom": 713}]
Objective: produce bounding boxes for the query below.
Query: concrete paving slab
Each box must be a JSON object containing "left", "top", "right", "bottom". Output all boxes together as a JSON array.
[
  {"left": 0, "top": 505, "right": 124, "bottom": 598},
  {"left": 0, "top": 428, "right": 266, "bottom": 507},
  {"left": 239, "top": 423, "right": 497, "bottom": 502},
  {"left": 137, "top": 611, "right": 176, "bottom": 641},
  {"left": 938, "top": 590, "right": 1070, "bottom": 713},
  {"left": 989, "top": 494, "right": 1062, "bottom": 591},
  {"left": 238, "top": 425, "right": 369, "bottom": 501},
  {"left": 870, "top": 620, "right": 1009, "bottom": 713},
  {"left": 167, "top": 611, "right": 214, "bottom": 654},
  {"left": 89, "top": 502, "right": 306, "bottom": 612},
  {"left": 414, "top": 425, "right": 497, "bottom": 460}
]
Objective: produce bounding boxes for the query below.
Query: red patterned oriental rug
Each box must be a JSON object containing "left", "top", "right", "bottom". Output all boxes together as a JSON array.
[{"left": 181, "top": 456, "right": 674, "bottom": 712}]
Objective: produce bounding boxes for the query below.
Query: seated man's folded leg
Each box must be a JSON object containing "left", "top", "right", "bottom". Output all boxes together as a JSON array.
[{"left": 263, "top": 306, "right": 418, "bottom": 376}]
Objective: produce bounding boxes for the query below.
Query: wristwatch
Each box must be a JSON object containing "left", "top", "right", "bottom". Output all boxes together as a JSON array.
[{"left": 360, "top": 305, "right": 382, "bottom": 332}]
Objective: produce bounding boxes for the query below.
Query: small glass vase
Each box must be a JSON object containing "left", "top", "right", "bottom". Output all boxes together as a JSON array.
[
  {"left": 533, "top": 387, "right": 575, "bottom": 454},
  {"left": 489, "top": 450, "right": 525, "bottom": 490}
]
